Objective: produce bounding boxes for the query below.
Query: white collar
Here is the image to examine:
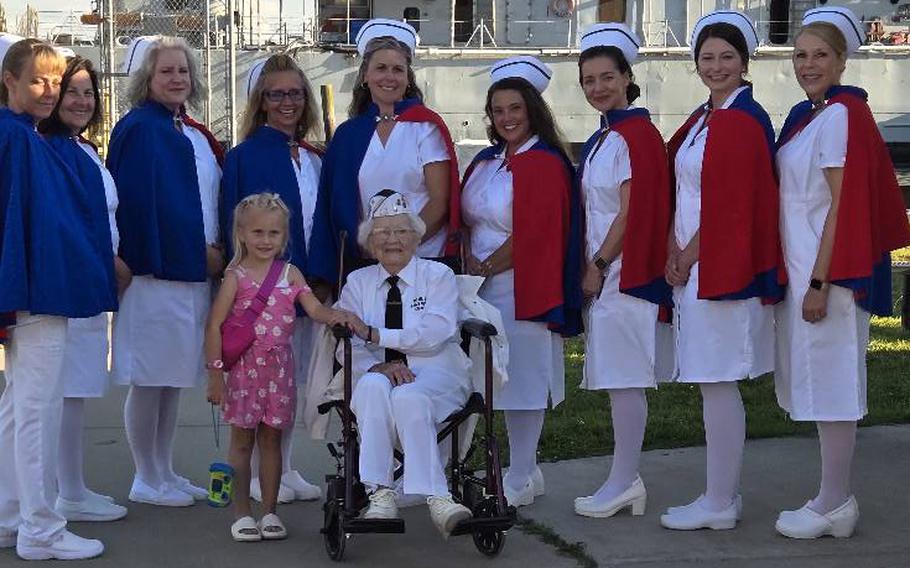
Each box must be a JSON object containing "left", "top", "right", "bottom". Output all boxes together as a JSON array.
[
  {"left": 497, "top": 134, "right": 539, "bottom": 160},
  {"left": 375, "top": 256, "right": 418, "bottom": 289}
]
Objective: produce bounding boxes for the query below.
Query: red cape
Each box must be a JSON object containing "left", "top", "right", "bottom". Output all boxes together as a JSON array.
[
  {"left": 667, "top": 106, "right": 785, "bottom": 302},
  {"left": 611, "top": 116, "right": 672, "bottom": 303},
  {"left": 827, "top": 92, "right": 910, "bottom": 283},
  {"left": 398, "top": 106, "right": 461, "bottom": 257},
  {"left": 181, "top": 114, "right": 225, "bottom": 166}
]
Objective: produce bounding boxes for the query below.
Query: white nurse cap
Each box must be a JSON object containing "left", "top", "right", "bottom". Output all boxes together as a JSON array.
[
  {"left": 802, "top": 6, "right": 864, "bottom": 55},
  {"left": 356, "top": 19, "right": 418, "bottom": 56},
  {"left": 0, "top": 34, "right": 26, "bottom": 68},
  {"left": 489, "top": 56, "right": 552, "bottom": 93},
  {"left": 55, "top": 46, "right": 76, "bottom": 59},
  {"left": 579, "top": 23, "right": 641, "bottom": 65},
  {"left": 369, "top": 190, "right": 412, "bottom": 218},
  {"left": 122, "top": 35, "right": 160, "bottom": 75},
  {"left": 245, "top": 58, "right": 267, "bottom": 99},
  {"left": 690, "top": 10, "right": 759, "bottom": 57}
]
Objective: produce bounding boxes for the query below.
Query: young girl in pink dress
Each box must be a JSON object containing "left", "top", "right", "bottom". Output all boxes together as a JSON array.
[{"left": 205, "top": 193, "right": 354, "bottom": 542}]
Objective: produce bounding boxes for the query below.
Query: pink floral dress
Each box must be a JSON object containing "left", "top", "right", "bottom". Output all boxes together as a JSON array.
[{"left": 222, "top": 264, "right": 310, "bottom": 430}]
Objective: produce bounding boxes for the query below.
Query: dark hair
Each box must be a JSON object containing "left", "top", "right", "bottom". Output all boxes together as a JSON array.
[
  {"left": 348, "top": 36, "right": 424, "bottom": 117},
  {"left": 694, "top": 22, "right": 750, "bottom": 75},
  {"left": 578, "top": 46, "right": 641, "bottom": 103},
  {"left": 38, "top": 56, "right": 103, "bottom": 137},
  {"left": 484, "top": 77, "right": 568, "bottom": 159}
]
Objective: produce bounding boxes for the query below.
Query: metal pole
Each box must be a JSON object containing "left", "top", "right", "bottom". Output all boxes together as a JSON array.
[
  {"left": 320, "top": 84, "right": 335, "bottom": 142},
  {"left": 450, "top": 0, "right": 455, "bottom": 47},
  {"left": 480, "top": 17, "right": 483, "bottom": 49},
  {"left": 104, "top": 0, "right": 116, "bottom": 150},
  {"left": 345, "top": 0, "right": 350, "bottom": 44},
  {"left": 204, "top": 0, "right": 212, "bottom": 126},
  {"left": 227, "top": 0, "right": 237, "bottom": 146}
]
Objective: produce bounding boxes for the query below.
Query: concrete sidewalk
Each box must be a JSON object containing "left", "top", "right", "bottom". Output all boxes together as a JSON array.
[{"left": 1, "top": 384, "right": 908, "bottom": 567}]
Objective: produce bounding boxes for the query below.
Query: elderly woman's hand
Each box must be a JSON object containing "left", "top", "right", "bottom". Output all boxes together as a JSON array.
[
  {"left": 328, "top": 309, "right": 369, "bottom": 339},
  {"left": 369, "top": 361, "right": 415, "bottom": 386}
]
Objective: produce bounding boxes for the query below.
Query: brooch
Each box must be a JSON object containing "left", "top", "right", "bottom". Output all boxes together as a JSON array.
[{"left": 411, "top": 297, "right": 426, "bottom": 311}]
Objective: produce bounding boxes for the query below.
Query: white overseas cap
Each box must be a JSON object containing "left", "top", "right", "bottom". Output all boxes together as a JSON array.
[
  {"left": 579, "top": 23, "right": 641, "bottom": 65},
  {"left": 122, "top": 35, "right": 160, "bottom": 75},
  {"left": 690, "top": 10, "right": 759, "bottom": 57},
  {"left": 245, "top": 58, "right": 267, "bottom": 99},
  {"left": 369, "top": 190, "right": 412, "bottom": 219},
  {"left": 802, "top": 6, "right": 864, "bottom": 55},
  {"left": 489, "top": 55, "right": 552, "bottom": 93},
  {"left": 0, "top": 34, "right": 26, "bottom": 68},
  {"left": 356, "top": 18, "right": 418, "bottom": 56}
]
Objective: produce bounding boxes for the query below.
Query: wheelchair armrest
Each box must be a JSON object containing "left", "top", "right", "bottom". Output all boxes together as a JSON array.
[
  {"left": 317, "top": 399, "right": 345, "bottom": 415},
  {"left": 460, "top": 318, "right": 497, "bottom": 339},
  {"left": 332, "top": 324, "right": 352, "bottom": 339}
]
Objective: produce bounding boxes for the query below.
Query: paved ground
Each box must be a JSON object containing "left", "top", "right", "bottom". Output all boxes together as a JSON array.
[{"left": 1, "top": 383, "right": 909, "bottom": 567}]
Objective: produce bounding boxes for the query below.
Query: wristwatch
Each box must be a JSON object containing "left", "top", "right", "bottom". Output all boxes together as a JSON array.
[
  {"left": 206, "top": 359, "right": 224, "bottom": 370},
  {"left": 809, "top": 278, "right": 828, "bottom": 291},
  {"left": 594, "top": 256, "right": 609, "bottom": 271}
]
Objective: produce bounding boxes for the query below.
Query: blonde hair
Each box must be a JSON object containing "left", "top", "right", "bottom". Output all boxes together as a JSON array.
[
  {"left": 229, "top": 193, "right": 292, "bottom": 267},
  {"left": 348, "top": 36, "right": 423, "bottom": 118},
  {"left": 1, "top": 39, "right": 66, "bottom": 105},
  {"left": 126, "top": 36, "right": 205, "bottom": 110},
  {"left": 239, "top": 54, "right": 319, "bottom": 142},
  {"left": 798, "top": 22, "right": 848, "bottom": 60}
]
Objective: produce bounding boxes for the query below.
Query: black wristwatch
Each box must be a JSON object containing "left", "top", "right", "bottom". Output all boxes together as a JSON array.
[
  {"left": 594, "top": 256, "right": 609, "bottom": 271},
  {"left": 809, "top": 278, "right": 828, "bottom": 291}
]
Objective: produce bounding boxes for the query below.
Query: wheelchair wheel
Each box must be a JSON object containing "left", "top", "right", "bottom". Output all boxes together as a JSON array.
[
  {"left": 471, "top": 498, "right": 506, "bottom": 557},
  {"left": 322, "top": 479, "right": 346, "bottom": 561}
]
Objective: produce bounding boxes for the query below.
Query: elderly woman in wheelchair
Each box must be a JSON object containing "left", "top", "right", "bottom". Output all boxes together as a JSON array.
[{"left": 339, "top": 190, "right": 476, "bottom": 538}]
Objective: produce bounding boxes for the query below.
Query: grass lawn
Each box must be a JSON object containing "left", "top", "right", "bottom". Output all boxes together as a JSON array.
[{"left": 488, "top": 273, "right": 910, "bottom": 463}]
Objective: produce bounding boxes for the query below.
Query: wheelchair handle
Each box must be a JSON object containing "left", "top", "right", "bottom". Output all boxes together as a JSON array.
[
  {"left": 332, "top": 324, "right": 353, "bottom": 339},
  {"left": 460, "top": 318, "right": 497, "bottom": 339}
]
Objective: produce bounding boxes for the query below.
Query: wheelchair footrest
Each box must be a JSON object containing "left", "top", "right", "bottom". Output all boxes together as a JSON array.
[
  {"left": 450, "top": 515, "right": 514, "bottom": 537},
  {"left": 343, "top": 517, "right": 406, "bottom": 534}
]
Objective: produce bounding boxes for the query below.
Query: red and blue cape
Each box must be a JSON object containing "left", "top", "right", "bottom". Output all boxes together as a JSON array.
[
  {"left": 667, "top": 87, "right": 786, "bottom": 303},
  {"left": 221, "top": 124, "right": 323, "bottom": 272},
  {"left": 778, "top": 85, "right": 910, "bottom": 316},
  {"left": 462, "top": 140, "right": 584, "bottom": 337},
  {"left": 0, "top": 109, "right": 115, "bottom": 333},
  {"left": 577, "top": 108, "right": 672, "bottom": 307},
  {"left": 107, "top": 101, "right": 223, "bottom": 283},
  {"left": 307, "top": 98, "right": 460, "bottom": 284}
]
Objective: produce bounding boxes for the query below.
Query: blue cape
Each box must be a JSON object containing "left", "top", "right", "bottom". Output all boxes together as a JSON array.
[
  {"left": 0, "top": 109, "right": 115, "bottom": 318},
  {"left": 221, "top": 125, "right": 321, "bottom": 272},
  {"left": 307, "top": 98, "right": 422, "bottom": 283},
  {"left": 107, "top": 101, "right": 207, "bottom": 282}
]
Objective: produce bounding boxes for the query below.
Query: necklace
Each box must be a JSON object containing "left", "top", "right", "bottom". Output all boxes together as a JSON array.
[{"left": 375, "top": 113, "right": 398, "bottom": 123}]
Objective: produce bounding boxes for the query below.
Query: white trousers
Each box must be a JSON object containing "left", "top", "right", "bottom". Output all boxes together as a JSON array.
[
  {"left": 351, "top": 370, "right": 469, "bottom": 497},
  {"left": 0, "top": 313, "right": 68, "bottom": 546}
]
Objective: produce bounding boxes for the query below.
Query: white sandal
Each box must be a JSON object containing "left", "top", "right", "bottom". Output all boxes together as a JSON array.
[
  {"left": 258, "top": 513, "right": 288, "bottom": 540},
  {"left": 231, "top": 516, "right": 262, "bottom": 542}
]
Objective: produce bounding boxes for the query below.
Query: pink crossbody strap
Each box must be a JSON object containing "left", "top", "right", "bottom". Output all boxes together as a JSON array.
[{"left": 238, "top": 260, "right": 285, "bottom": 326}]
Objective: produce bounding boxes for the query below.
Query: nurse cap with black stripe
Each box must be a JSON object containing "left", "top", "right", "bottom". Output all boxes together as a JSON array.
[
  {"left": 489, "top": 55, "right": 552, "bottom": 93},
  {"left": 690, "top": 10, "right": 759, "bottom": 57},
  {"left": 579, "top": 23, "right": 641, "bottom": 65},
  {"left": 802, "top": 6, "right": 864, "bottom": 55},
  {"left": 355, "top": 18, "right": 419, "bottom": 56}
]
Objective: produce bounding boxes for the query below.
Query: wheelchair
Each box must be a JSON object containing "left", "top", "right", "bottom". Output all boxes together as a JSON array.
[{"left": 316, "top": 260, "right": 515, "bottom": 560}]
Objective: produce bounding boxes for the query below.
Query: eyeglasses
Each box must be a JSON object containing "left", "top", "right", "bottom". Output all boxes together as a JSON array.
[
  {"left": 370, "top": 228, "right": 414, "bottom": 241},
  {"left": 263, "top": 89, "right": 306, "bottom": 103}
]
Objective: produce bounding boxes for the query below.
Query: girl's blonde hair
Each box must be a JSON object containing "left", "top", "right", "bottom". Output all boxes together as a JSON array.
[
  {"left": 0, "top": 39, "right": 66, "bottom": 105},
  {"left": 126, "top": 36, "right": 205, "bottom": 110},
  {"left": 239, "top": 53, "right": 319, "bottom": 142},
  {"left": 229, "top": 193, "right": 292, "bottom": 267}
]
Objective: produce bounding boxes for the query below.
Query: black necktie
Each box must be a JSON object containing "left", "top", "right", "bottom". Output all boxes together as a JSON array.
[{"left": 384, "top": 275, "right": 407, "bottom": 364}]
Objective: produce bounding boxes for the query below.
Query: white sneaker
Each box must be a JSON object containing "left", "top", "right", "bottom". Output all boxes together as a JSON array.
[
  {"left": 171, "top": 476, "right": 209, "bottom": 501},
  {"left": 128, "top": 478, "right": 194, "bottom": 507},
  {"left": 503, "top": 466, "right": 545, "bottom": 497},
  {"left": 660, "top": 497, "right": 738, "bottom": 531},
  {"left": 281, "top": 470, "right": 322, "bottom": 501},
  {"left": 574, "top": 476, "right": 647, "bottom": 518},
  {"left": 16, "top": 530, "right": 104, "bottom": 561},
  {"left": 56, "top": 495, "right": 128, "bottom": 522},
  {"left": 0, "top": 531, "right": 16, "bottom": 549},
  {"left": 666, "top": 493, "right": 743, "bottom": 520},
  {"left": 503, "top": 478, "right": 535, "bottom": 508},
  {"left": 84, "top": 489, "right": 115, "bottom": 504},
  {"left": 250, "top": 477, "right": 296, "bottom": 504},
  {"left": 428, "top": 495, "right": 472, "bottom": 538},
  {"left": 775, "top": 496, "right": 859, "bottom": 539},
  {"left": 363, "top": 488, "right": 399, "bottom": 520}
]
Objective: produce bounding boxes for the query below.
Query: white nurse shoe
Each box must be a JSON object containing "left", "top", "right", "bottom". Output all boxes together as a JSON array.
[
  {"left": 574, "top": 476, "right": 647, "bottom": 518},
  {"left": 55, "top": 495, "right": 128, "bottom": 522},
  {"left": 660, "top": 497, "right": 738, "bottom": 530},
  {"left": 666, "top": 493, "right": 743, "bottom": 520},
  {"left": 775, "top": 496, "right": 859, "bottom": 539}
]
